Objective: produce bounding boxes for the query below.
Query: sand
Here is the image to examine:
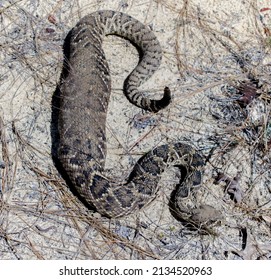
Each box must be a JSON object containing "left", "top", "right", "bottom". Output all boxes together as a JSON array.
[{"left": 0, "top": 0, "right": 271, "bottom": 259}]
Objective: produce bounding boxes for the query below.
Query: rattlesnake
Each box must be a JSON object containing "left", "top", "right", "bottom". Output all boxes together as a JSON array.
[{"left": 56, "top": 10, "right": 219, "bottom": 224}]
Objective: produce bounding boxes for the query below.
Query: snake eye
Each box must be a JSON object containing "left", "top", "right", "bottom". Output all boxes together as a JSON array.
[{"left": 182, "top": 155, "right": 190, "bottom": 163}]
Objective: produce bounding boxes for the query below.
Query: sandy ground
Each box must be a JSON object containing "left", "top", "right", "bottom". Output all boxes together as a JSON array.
[{"left": 0, "top": 0, "right": 271, "bottom": 259}]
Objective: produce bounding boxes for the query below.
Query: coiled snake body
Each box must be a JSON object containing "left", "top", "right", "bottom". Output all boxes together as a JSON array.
[{"left": 57, "top": 10, "right": 205, "bottom": 219}]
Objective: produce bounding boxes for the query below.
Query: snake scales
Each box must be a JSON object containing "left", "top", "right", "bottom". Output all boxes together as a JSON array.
[{"left": 56, "top": 10, "right": 216, "bottom": 223}]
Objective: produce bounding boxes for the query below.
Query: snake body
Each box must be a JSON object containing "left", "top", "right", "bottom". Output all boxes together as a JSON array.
[{"left": 57, "top": 10, "right": 205, "bottom": 219}]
